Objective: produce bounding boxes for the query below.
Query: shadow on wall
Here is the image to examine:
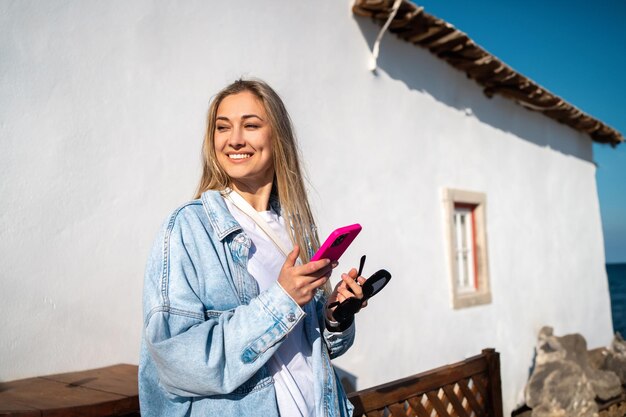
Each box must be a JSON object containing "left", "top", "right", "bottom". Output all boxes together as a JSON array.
[{"left": 352, "top": 17, "right": 593, "bottom": 163}]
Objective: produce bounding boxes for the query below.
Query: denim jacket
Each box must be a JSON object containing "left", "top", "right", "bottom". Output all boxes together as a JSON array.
[{"left": 139, "top": 191, "right": 355, "bottom": 417}]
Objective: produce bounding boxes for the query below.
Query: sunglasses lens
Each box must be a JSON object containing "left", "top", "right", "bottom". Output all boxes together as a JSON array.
[
  {"left": 371, "top": 277, "right": 387, "bottom": 292},
  {"left": 362, "top": 269, "right": 391, "bottom": 299}
]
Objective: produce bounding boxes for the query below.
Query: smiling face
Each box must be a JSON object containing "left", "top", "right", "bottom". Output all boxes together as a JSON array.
[{"left": 213, "top": 91, "right": 274, "bottom": 192}]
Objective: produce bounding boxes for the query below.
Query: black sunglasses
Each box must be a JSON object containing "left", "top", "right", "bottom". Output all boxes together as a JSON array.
[{"left": 330, "top": 255, "right": 392, "bottom": 323}]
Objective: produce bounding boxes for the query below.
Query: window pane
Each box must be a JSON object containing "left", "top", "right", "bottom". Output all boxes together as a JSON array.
[{"left": 454, "top": 206, "right": 475, "bottom": 292}]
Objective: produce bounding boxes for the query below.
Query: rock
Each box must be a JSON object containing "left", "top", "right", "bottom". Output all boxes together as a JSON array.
[
  {"left": 603, "top": 333, "right": 626, "bottom": 385},
  {"left": 588, "top": 347, "right": 608, "bottom": 370},
  {"left": 604, "top": 354, "right": 626, "bottom": 385},
  {"left": 526, "top": 361, "right": 565, "bottom": 408},
  {"left": 530, "top": 362, "right": 598, "bottom": 417},
  {"left": 534, "top": 327, "right": 567, "bottom": 367},
  {"left": 558, "top": 333, "right": 589, "bottom": 368},
  {"left": 612, "top": 333, "right": 626, "bottom": 355},
  {"left": 525, "top": 327, "right": 623, "bottom": 416},
  {"left": 588, "top": 367, "right": 622, "bottom": 401}
]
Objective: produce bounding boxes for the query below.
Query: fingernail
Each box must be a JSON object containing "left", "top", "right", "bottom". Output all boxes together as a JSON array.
[{"left": 331, "top": 261, "right": 339, "bottom": 268}]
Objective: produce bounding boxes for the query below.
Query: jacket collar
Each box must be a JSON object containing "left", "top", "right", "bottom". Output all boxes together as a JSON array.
[
  {"left": 201, "top": 188, "right": 283, "bottom": 241},
  {"left": 200, "top": 190, "right": 242, "bottom": 241}
]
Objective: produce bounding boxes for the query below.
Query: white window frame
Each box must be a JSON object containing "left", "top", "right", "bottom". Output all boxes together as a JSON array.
[{"left": 442, "top": 188, "right": 491, "bottom": 309}]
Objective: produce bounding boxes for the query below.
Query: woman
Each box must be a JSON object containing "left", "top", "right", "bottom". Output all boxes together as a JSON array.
[{"left": 139, "top": 79, "right": 365, "bottom": 417}]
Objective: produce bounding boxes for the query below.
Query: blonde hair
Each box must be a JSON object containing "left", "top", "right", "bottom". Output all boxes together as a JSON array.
[{"left": 195, "top": 79, "right": 322, "bottom": 271}]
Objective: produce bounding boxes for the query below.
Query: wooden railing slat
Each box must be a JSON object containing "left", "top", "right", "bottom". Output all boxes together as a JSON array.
[
  {"left": 388, "top": 402, "right": 408, "bottom": 416},
  {"left": 407, "top": 396, "right": 432, "bottom": 417},
  {"left": 483, "top": 349, "right": 504, "bottom": 417},
  {"left": 457, "top": 378, "right": 486, "bottom": 417},
  {"left": 426, "top": 389, "right": 452, "bottom": 416},
  {"left": 442, "top": 384, "right": 471, "bottom": 417}
]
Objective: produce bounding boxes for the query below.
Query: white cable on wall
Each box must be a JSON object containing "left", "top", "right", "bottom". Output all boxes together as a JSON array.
[{"left": 369, "top": 0, "right": 403, "bottom": 72}]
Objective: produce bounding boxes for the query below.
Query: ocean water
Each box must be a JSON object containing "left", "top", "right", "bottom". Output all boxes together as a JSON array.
[{"left": 607, "top": 263, "right": 626, "bottom": 337}]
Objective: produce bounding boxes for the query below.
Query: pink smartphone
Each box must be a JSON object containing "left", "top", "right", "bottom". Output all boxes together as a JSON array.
[{"left": 310, "top": 224, "right": 362, "bottom": 262}]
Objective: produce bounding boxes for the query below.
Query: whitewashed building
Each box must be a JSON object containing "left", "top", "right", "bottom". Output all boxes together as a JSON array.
[{"left": 1, "top": 1, "right": 621, "bottom": 415}]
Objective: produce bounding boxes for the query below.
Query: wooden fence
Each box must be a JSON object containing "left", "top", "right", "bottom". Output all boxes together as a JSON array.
[{"left": 348, "top": 348, "right": 503, "bottom": 417}]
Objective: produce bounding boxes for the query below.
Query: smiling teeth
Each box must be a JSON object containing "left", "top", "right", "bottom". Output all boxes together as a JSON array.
[{"left": 229, "top": 154, "right": 251, "bottom": 159}]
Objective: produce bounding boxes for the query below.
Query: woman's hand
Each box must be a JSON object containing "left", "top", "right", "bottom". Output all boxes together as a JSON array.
[
  {"left": 278, "top": 246, "right": 335, "bottom": 306},
  {"left": 326, "top": 267, "right": 367, "bottom": 321}
]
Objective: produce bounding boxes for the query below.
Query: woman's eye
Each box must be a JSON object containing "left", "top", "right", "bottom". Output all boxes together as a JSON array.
[
  {"left": 245, "top": 124, "right": 259, "bottom": 129},
  {"left": 216, "top": 126, "right": 229, "bottom": 132}
]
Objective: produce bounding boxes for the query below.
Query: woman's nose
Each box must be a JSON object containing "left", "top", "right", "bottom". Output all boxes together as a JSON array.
[{"left": 228, "top": 126, "right": 245, "bottom": 147}]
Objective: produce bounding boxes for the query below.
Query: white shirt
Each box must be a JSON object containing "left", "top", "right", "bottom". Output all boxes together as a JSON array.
[{"left": 224, "top": 197, "right": 316, "bottom": 417}]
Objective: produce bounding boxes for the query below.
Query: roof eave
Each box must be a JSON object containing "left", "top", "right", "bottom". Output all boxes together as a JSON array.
[{"left": 353, "top": 0, "right": 624, "bottom": 147}]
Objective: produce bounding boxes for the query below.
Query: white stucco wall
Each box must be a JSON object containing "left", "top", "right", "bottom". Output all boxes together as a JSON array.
[{"left": 0, "top": 1, "right": 612, "bottom": 414}]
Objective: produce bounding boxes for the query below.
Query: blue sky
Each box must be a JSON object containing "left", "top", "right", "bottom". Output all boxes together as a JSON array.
[{"left": 412, "top": 0, "right": 626, "bottom": 263}]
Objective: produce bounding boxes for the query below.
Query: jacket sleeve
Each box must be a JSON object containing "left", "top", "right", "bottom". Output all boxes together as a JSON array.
[
  {"left": 142, "top": 208, "right": 304, "bottom": 397},
  {"left": 314, "top": 291, "right": 356, "bottom": 359}
]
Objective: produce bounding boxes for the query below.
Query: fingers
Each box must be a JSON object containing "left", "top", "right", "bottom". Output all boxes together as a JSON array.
[
  {"left": 282, "top": 245, "right": 300, "bottom": 270},
  {"left": 335, "top": 284, "right": 354, "bottom": 302},
  {"left": 326, "top": 263, "right": 372, "bottom": 318},
  {"left": 299, "top": 258, "right": 332, "bottom": 275},
  {"left": 305, "top": 274, "right": 330, "bottom": 293},
  {"left": 278, "top": 249, "right": 335, "bottom": 306},
  {"left": 282, "top": 247, "right": 331, "bottom": 283},
  {"left": 291, "top": 275, "right": 329, "bottom": 302},
  {"left": 341, "top": 272, "right": 364, "bottom": 299},
  {"left": 327, "top": 271, "right": 363, "bottom": 305}
]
